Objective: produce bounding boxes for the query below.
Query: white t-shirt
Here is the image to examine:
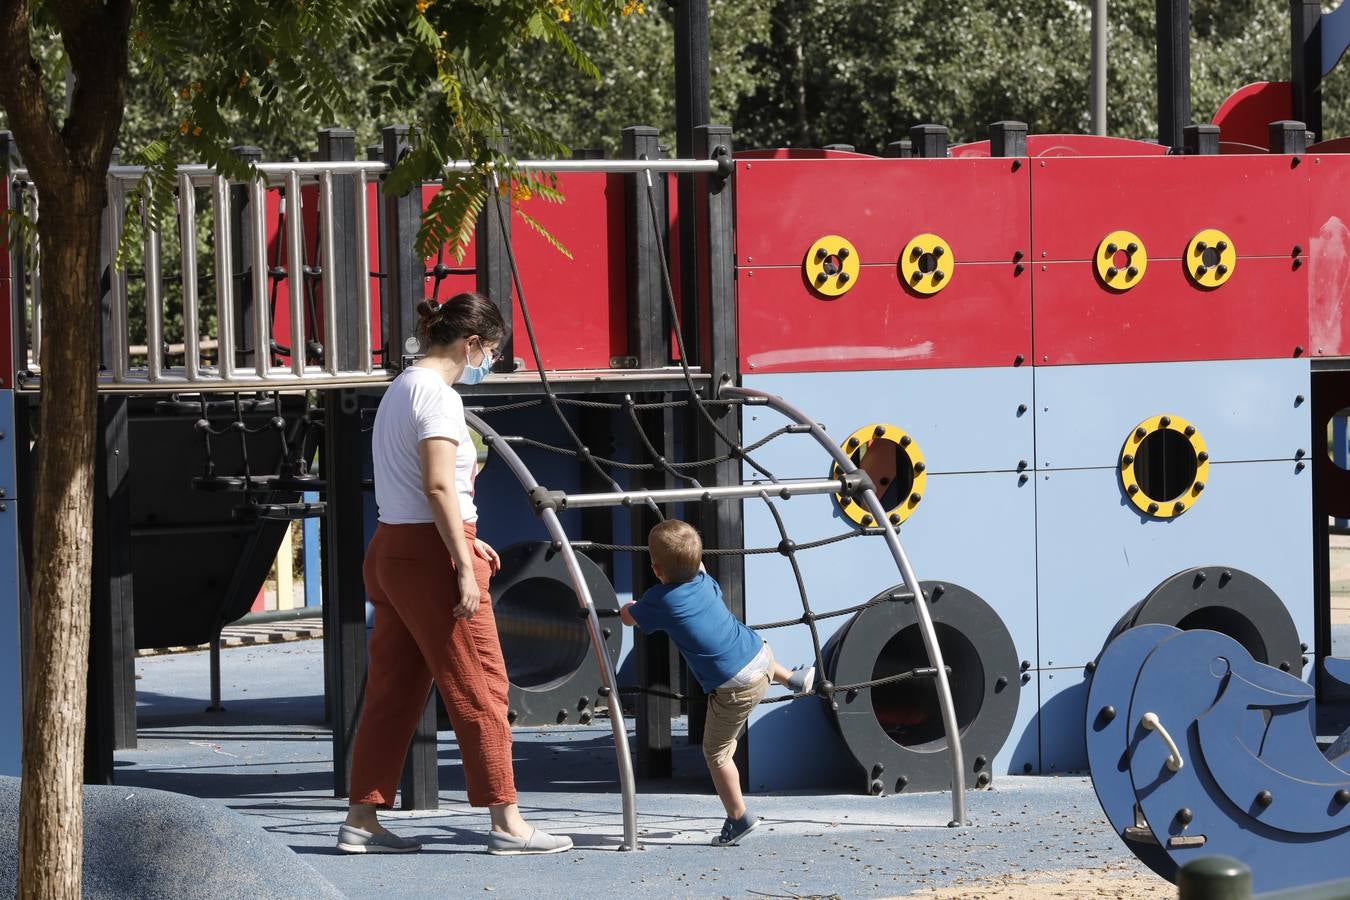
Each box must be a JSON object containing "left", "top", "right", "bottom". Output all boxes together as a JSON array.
[{"left": 372, "top": 366, "right": 478, "bottom": 524}]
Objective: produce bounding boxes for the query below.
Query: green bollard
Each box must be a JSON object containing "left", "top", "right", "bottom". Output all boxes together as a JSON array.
[{"left": 1177, "top": 856, "right": 1253, "bottom": 900}]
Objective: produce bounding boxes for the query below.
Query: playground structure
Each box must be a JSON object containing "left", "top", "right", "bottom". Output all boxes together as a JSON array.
[{"left": 1, "top": 0, "right": 1350, "bottom": 885}]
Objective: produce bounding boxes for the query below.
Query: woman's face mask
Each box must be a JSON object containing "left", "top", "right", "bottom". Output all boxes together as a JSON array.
[{"left": 458, "top": 338, "right": 497, "bottom": 385}]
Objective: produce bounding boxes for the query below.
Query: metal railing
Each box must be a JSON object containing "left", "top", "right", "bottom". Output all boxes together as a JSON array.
[{"left": 6, "top": 156, "right": 722, "bottom": 394}]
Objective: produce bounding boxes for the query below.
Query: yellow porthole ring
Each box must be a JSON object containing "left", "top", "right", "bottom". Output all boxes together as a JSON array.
[
  {"left": 900, "top": 233, "right": 954, "bottom": 296},
  {"left": 1119, "top": 414, "right": 1210, "bottom": 519},
  {"left": 1095, "top": 230, "right": 1147, "bottom": 291},
  {"left": 1185, "top": 229, "right": 1236, "bottom": 288},
  {"left": 804, "top": 235, "right": 860, "bottom": 298},
  {"left": 831, "top": 423, "right": 928, "bottom": 527}
]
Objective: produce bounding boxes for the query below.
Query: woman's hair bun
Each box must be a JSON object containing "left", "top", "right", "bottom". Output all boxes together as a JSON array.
[{"left": 415, "top": 299, "right": 441, "bottom": 319}]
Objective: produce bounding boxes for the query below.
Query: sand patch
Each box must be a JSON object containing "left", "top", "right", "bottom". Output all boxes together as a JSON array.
[{"left": 897, "top": 862, "right": 1172, "bottom": 899}]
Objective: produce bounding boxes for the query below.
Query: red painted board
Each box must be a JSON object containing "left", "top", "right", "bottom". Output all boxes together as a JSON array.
[
  {"left": 1211, "top": 81, "right": 1292, "bottom": 149},
  {"left": 738, "top": 262, "right": 1029, "bottom": 373},
  {"left": 734, "top": 158, "right": 1030, "bottom": 267},
  {"left": 735, "top": 148, "right": 878, "bottom": 160},
  {"left": 1310, "top": 137, "right": 1350, "bottom": 154},
  {"left": 951, "top": 135, "right": 1168, "bottom": 159},
  {"left": 1307, "top": 155, "right": 1350, "bottom": 357},
  {"left": 500, "top": 173, "right": 627, "bottom": 371},
  {"left": 1031, "top": 258, "right": 1307, "bottom": 366},
  {"left": 1031, "top": 155, "right": 1308, "bottom": 261}
]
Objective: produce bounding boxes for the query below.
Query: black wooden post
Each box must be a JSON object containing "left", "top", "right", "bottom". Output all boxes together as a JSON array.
[
  {"left": 1291, "top": 0, "right": 1323, "bottom": 142},
  {"left": 691, "top": 124, "right": 746, "bottom": 772},
  {"left": 381, "top": 126, "right": 422, "bottom": 367},
  {"left": 321, "top": 388, "right": 369, "bottom": 797},
  {"left": 989, "top": 122, "right": 1029, "bottom": 158},
  {"left": 477, "top": 133, "right": 515, "bottom": 372},
  {"left": 1183, "top": 123, "right": 1220, "bottom": 155},
  {"left": 1156, "top": 0, "right": 1192, "bottom": 150},
  {"left": 229, "top": 145, "right": 263, "bottom": 372},
  {"left": 86, "top": 396, "right": 137, "bottom": 784},
  {"left": 909, "top": 125, "right": 949, "bottom": 159},
  {"left": 622, "top": 126, "right": 667, "bottom": 369},
  {"left": 1269, "top": 119, "right": 1309, "bottom": 154}
]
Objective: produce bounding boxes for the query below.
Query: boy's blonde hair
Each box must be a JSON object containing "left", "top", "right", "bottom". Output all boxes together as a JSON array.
[{"left": 648, "top": 519, "right": 703, "bottom": 583}]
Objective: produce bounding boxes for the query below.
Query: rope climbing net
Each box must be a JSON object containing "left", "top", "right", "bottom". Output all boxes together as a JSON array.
[{"left": 464, "top": 162, "right": 967, "bottom": 849}]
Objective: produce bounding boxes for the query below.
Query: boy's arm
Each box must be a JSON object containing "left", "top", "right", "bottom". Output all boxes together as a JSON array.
[{"left": 619, "top": 602, "right": 639, "bottom": 628}]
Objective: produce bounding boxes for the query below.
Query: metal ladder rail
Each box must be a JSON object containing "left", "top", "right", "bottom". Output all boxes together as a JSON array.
[
  {"left": 720, "top": 384, "right": 968, "bottom": 827},
  {"left": 465, "top": 409, "right": 640, "bottom": 852}
]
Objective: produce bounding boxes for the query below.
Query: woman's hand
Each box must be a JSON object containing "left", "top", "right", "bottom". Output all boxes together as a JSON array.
[
  {"left": 454, "top": 570, "right": 481, "bottom": 619},
  {"left": 473, "top": 538, "right": 501, "bottom": 575}
]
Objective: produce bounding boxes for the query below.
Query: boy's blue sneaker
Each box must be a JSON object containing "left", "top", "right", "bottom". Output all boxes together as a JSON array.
[
  {"left": 787, "top": 664, "right": 815, "bottom": 694},
  {"left": 711, "top": 813, "right": 760, "bottom": 846}
]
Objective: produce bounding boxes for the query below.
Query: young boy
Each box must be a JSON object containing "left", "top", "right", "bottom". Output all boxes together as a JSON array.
[{"left": 620, "top": 519, "right": 815, "bottom": 846}]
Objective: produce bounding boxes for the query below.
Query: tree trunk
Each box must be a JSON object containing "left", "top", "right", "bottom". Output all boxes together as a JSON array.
[
  {"left": 0, "top": 3, "right": 132, "bottom": 895},
  {"left": 17, "top": 179, "right": 103, "bottom": 899}
]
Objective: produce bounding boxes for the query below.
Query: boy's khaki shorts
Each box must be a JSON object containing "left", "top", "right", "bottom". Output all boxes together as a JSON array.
[{"left": 703, "top": 672, "right": 771, "bottom": 768}]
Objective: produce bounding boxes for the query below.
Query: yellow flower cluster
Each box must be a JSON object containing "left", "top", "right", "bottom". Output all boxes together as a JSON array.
[
  {"left": 512, "top": 182, "right": 532, "bottom": 202},
  {"left": 622, "top": 0, "right": 645, "bottom": 15},
  {"left": 547, "top": 0, "right": 571, "bottom": 22},
  {"left": 416, "top": 0, "right": 431, "bottom": 12}
]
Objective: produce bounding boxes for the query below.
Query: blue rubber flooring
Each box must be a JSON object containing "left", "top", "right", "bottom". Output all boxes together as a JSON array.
[{"left": 116, "top": 641, "right": 1164, "bottom": 898}]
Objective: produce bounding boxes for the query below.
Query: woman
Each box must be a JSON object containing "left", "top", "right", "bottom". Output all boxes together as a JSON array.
[{"left": 337, "top": 291, "right": 572, "bottom": 856}]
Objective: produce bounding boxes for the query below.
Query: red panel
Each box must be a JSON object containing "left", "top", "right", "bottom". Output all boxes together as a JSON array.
[
  {"left": 1031, "top": 155, "right": 1308, "bottom": 261},
  {"left": 1219, "top": 141, "right": 1268, "bottom": 155},
  {"left": 501, "top": 173, "right": 627, "bottom": 370},
  {"left": 739, "top": 264, "right": 1029, "bottom": 373},
  {"left": 735, "top": 148, "right": 878, "bottom": 160},
  {"left": 1310, "top": 137, "right": 1350, "bottom": 154},
  {"left": 951, "top": 135, "right": 1167, "bottom": 159},
  {"left": 1031, "top": 258, "right": 1307, "bottom": 366},
  {"left": 1308, "top": 155, "right": 1350, "bottom": 357},
  {"left": 734, "top": 158, "right": 1029, "bottom": 266},
  {"left": 1212, "top": 81, "right": 1292, "bottom": 149}
]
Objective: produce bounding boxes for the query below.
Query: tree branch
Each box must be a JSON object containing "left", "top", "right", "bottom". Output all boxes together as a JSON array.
[
  {"left": 52, "top": 0, "right": 133, "bottom": 171},
  {"left": 0, "top": 0, "right": 69, "bottom": 176}
]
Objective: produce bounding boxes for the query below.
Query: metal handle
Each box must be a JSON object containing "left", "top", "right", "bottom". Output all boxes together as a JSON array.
[{"left": 1141, "top": 712, "right": 1184, "bottom": 772}]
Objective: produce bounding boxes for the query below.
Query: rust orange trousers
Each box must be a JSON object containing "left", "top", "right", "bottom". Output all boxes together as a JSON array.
[{"left": 349, "top": 521, "right": 517, "bottom": 809}]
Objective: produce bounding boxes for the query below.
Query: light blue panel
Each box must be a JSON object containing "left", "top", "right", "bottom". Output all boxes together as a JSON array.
[
  {"left": 1038, "top": 667, "right": 1091, "bottom": 773},
  {"left": 1034, "top": 462, "right": 1314, "bottom": 671},
  {"left": 744, "top": 469, "right": 1039, "bottom": 789},
  {"left": 303, "top": 493, "right": 321, "bottom": 607},
  {"left": 742, "top": 368, "right": 1034, "bottom": 475},
  {"left": 1033, "top": 358, "right": 1309, "bottom": 468}
]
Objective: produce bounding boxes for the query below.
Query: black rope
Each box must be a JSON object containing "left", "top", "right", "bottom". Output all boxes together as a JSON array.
[
  {"left": 491, "top": 186, "right": 660, "bottom": 519},
  {"left": 638, "top": 162, "right": 776, "bottom": 483},
  {"left": 574, "top": 526, "right": 880, "bottom": 557},
  {"left": 621, "top": 393, "right": 703, "bottom": 488}
]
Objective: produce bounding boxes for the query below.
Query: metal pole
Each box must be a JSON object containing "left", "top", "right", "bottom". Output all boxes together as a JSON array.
[
  {"left": 212, "top": 176, "right": 236, "bottom": 379},
  {"left": 285, "top": 172, "right": 306, "bottom": 378},
  {"left": 466, "top": 411, "right": 638, "bottom": 851},
  {"left": 103, "top": 177, "right": 127, "bottom": 382},
  {"left": 1156, "top": 0, "right": 1192, "bottom": 150},
  {"left": 557, "top": 478, "right": 852, "bottom": 509},
  {"left": 721, "top": 385, "right": 968, "bottom": 826},
  {"left": 1091, "top": 0, "right": 1108, "bottom": 135},
  {"left": 320, "top": 172, "right": 339, "bottom": 376},
  {"left": 142, "top": 195, "right": 163, "bottom": 382},
  {"left": 248, "top": 179, "right": 270, "bottom": 379},
  {"left": 177, "top": 174, "right": 201, "bottom": 381},
  {"left": 353, "top": 172, "right": 373, "bottom": 374}
]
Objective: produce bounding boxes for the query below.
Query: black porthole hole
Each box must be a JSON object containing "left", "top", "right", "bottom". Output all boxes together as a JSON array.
[
  {"left": 1175, "top": 607, "right": 1269, "bottom": 666},
  {"left": 1326, "top": 407, "right": 1350, "bottom": 470},
  {"left": 850, "top": 437, "right": 915, "bottom": 511},
  {"left": 870, "top": 622, "right": 984, "bottom": 751},
  {"left": 918, "top": 252, "right": 937, "bottom": 275},
  {"left": 823, "top": 255, "right": 841, "bottom": 276},
  {"left": 1134, "top": 429, "right": 1198, "bottom": 502},
  {"left": 1200, "top": 246, "right": 1222, "bottom": 268},
  {"left": 495, "top": 576, "right": 590, "bottom": 690}
]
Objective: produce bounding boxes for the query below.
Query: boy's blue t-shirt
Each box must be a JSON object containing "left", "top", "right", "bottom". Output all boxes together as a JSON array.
[{"left": 628, "top": 571, "right": 763, "bottom": 692}]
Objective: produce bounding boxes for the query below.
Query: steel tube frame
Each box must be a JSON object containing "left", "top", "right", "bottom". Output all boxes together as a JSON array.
[
  {"left": 104, "top": 177, "right": 126, "bottom": 381},
  {"left": 141, "top": 195, "right": 163, "bottom": 382},
  {"left": 285, "top": 173, "right": 306, "bottom": 378},
  {"left": 353, "top": 172, "right": 373, "bottom": 374},
  {"left": 177, "top": 175, "right": 201, "bottom": 382},
  {"left": 465, "top": 410, "right": 638, "bottom": 852},
  {"left": 212, "top": 176, "right": 237, "bottom": 380},
  {"left": 558, "top": 478, "right": 850, "bottom": 510},
  {"left": 720, "top": 385, "right": 968, "bottom": 826},
  {"left": 248, "top": 179, "right": 271, "bottom": 379},
  {"left": 320, "top": 173, "right": 339, "bottom": 376}
]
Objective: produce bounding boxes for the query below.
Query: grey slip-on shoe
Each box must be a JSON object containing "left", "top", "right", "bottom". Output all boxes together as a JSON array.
[
  {"left": 336, "top": 824, "right": 422, "bottom": 854},
  {"left": 487, "top": 827, "right": 574, "bottom": 856}
]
